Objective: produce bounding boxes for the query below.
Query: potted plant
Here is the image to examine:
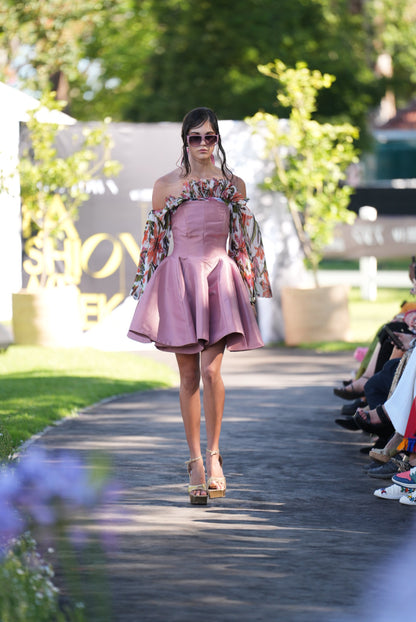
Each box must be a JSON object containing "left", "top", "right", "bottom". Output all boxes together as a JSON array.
[
  {"left": 247, "top": 60, "right": 359, "bottom": 345},
  {"left": 5, "top": 91, "right": 120, "bottom": 346}
]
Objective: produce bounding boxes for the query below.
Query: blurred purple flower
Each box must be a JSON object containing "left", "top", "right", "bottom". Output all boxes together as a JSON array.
[
  {"left": 0, "top": 503, "right": 24, "bottom": 543},
  {"left": 67, "top": 525, "right": 89, "bottom": 549},
  {"left": 0, "top": 446, "right": 118, "bottom": 548},
  {"left": 0, "top": 468, "right": 19, "bottom": 503}
]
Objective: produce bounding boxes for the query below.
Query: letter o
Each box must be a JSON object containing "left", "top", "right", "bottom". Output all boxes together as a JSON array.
[{"left": 81, "top": 234, "right": 123, "bottom": 278}]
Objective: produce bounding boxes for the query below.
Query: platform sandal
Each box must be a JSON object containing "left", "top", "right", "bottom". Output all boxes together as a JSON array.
[
  {"left": 186, "top": 456, "right": 208, "bottom": 505},
  {"left": 353, "top": 404, "right": 394, "bottom": 436},
  {"left": 333, "top": 376, "right": 369, "bottom": 400},
  {"left": 369, "top": 431, "right": 404, "bottom": 463},
  {"left": 206, "top": 449, "right": 226, "bottom": 498}
]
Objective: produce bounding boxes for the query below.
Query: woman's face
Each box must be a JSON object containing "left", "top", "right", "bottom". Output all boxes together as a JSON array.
[{"left": 187, "top": 120, "right": 217, "bottom": 161}]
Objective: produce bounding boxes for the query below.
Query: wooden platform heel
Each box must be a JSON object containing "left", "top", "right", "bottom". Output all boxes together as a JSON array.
[
  {"left": 186, "top": 456, "right": 208, "bottom": 505},
  {"left": 206, "top": 449, "right": 226, "bottom": 499}
]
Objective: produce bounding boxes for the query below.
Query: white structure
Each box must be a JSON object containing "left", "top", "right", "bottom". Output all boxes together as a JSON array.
[
  {"left": 0, "top": 95, "right": 302, "bottom": 344},
  {"left": 358, "top": 205, "right": 378, "bottom": 301},
  {"left": 0, "top": 82, "right": 75, "bottom": 321},
  {"left": 220, "top": 121, "right": 306, "bottom": 342}
]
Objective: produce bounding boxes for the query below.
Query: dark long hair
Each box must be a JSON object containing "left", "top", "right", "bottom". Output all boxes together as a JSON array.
[{"left": 180, "top": 107, "right": 232, "bottom": 179}]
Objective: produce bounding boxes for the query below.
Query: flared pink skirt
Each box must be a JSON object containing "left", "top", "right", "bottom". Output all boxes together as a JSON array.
[{"left": 127, "top": 253, "right": 263, "bottom": 354}]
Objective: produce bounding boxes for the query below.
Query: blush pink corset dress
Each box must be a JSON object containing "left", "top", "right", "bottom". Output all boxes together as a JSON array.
[{"left": 127, "top": 197, "right": 264, "bottom": 353}]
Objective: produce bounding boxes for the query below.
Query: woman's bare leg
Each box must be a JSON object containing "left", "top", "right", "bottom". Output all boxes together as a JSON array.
[
  {"left": 363, "top": 342, "right": 380, "bottom": 378},
  {"left": 201, "top": 339, "right": 226, "bottom": 485},
  {"left": 336, "top": 343, "right": 381, "bottom": 395},
  {"left": 175, "top": 352, "right": 205, "bottom": 493}
]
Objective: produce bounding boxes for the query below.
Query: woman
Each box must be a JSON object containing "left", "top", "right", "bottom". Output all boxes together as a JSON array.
[
  {"left": 127, "top": 107, "right": 272, "bottom": 504},
  {"left": 372, "top": 345, "right": 416, "bottom": 503}
]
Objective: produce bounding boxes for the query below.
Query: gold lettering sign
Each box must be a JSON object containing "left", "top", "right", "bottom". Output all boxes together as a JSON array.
[
  {"left": 80, "top": 292, "right": 125, "bottom": 328},
  {"left": 81, "top": 234, "right": 123, "bottom": 279},
  {"left": 23, "top": 202, "right": 141, "bottom": 329}
]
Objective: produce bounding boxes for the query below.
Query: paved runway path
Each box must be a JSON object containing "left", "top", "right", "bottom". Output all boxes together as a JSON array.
[{"left": 37, "top": 347, "right": 414, "bottom": 622}]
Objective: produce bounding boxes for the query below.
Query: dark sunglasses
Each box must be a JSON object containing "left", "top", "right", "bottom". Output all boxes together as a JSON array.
[{"left": 187, "top": 134, "right": 218, "bottom": 147}]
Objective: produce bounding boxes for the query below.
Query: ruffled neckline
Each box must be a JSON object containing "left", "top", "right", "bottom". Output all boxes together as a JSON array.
[{"left": 165, "top": 177, "right": 246, "bottom": 210}]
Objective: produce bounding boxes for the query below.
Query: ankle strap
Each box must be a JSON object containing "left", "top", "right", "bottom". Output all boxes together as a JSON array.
[
  {"left": 206, "top": 449, "right": 219, "bottom": 456},
  {"left": 186, "top": 455, "right": 202, "bottom": 465},
  {"left": 375, "top": 404, "right": 390, "bottom": 425}
]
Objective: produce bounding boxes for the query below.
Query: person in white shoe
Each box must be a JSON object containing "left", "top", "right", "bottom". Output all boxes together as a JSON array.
[
  {"left": 374, "top": 467, "right": 416, "bottom": 504},
  {"left": 399, "top": 489, "right": 416, "bottom": 505},
  {"left": 384, "top": 344, "right": 416, "bottom": 454},
  {"left": 374, "top": 483, "right": 412, "bottom": 500}
]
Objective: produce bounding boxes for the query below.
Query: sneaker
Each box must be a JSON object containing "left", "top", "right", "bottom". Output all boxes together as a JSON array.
[
  {"left": 374, "top": 484, "right": 413, "bottom": 499},
  {"left": 399, "top": 490, "right": 416, "bottom": 505},
  {"left": 364, "top": 460, "right": 382, "bottom": 472},
  {"left": 392, "top": 466, "right": 416, "bottom": 489}
]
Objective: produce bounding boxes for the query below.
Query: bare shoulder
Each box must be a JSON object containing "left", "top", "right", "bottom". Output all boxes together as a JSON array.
[
  {"left": 152, "top": 169, "right": 184, "bottom": 211},
  {"left": 230, "top": 174, "right": 247, "bottom": 197}
]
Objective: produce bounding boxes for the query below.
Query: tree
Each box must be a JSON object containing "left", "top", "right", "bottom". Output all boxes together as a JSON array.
[
  {"left": 117, "top": 0, "right": 379, "bottom": 133},
  {"left": 0, "top": 0, "right": 114, "bottom": 109},
  {"left": 0, "top": 0, "right": 379, "bottom": 134},
  {"left": 247, "top": 60, "right": 359, "bottom": 284},
  {"left": 364, "top": 0, "right": 416, "bottom": 116},
  {"left": 15, "top": 92, "right": 120, "bottom": 288},
  {"left": 3, "top": 0, "right": 416, "bottom": 139},
  {"left": 71, "top": 0, "right": 158, "bottom": 121}
]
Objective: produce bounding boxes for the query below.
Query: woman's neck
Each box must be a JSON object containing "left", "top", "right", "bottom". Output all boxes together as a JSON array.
[{"left": 186, "top": 157, "right": 217, "bottom": 181}]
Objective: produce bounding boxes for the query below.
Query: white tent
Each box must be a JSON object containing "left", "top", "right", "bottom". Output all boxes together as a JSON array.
[
  {"left": 0, "top": 82, "right": 75, "bottom": 321},
  {"left": 0, "top": 82, "right": 76, "bottom": 124}
]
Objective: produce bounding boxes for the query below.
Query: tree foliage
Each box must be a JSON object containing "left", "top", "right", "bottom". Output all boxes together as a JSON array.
[
  {"left": 0, "top": 0, "right": 114, "bottom": 104},
  {"left": 14, "top": 93, "right": 120, "bottom": 287},
  {"left": 1, "top": 0, "right": 416, "bottom": 134},
  {"left": 112, "top": 0, "right": 379, "bottom": 132},
  {"left": 69, "top": 0, "right": 159, "bottom": 120},
  {"left": 247, "top": 60, "right": 359, "bottom": 282},
  {"left": 365, "top": 0, "right": 416, "bottom": 104}
]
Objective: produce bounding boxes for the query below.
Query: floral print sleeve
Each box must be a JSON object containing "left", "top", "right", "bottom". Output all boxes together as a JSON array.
[
  {"left": 129, "top": 177, "right": 272, "bottom": 301},
  {"left": 228, "top": 196, "right": 272, "bottom": 300},
  {"left": 129, "top": 209, "right": 171, "bottom": 300}
]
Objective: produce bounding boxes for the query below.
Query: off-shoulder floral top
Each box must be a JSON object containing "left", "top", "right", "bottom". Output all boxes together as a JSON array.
[{"left": 129, "top": 177, "right": 272, "bottom": 302}]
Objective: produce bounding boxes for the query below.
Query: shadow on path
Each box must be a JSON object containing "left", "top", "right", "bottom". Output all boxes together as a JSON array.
[{"left": 37, "top": 348, "right": 414, "bottom": 622}]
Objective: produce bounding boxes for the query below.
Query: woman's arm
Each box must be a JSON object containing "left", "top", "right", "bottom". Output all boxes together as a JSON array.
[{"left": 152, "top": 170, "right": 182, "bottom": 211}]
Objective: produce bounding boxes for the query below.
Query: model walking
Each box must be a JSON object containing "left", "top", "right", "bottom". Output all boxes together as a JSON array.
[{"left": 128, "top": 107, "right": 272, "bottom": 504}]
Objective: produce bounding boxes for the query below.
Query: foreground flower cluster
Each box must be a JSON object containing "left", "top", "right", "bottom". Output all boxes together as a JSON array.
[
  {"left": 0, "top": 533, "right": 62, "bottom": 622},
  {"left": 0, "top": 446, "right": 118, "bottom": 621},
  {"left": 0, "top": 446, "right": 113, "bottom": 549}
]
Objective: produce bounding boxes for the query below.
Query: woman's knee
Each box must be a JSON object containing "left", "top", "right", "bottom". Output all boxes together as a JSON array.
[
  {"left": 178, "top": 362, "right": 200, "bottom": 392},
  {"left": 201, "top": 362, "right": 222, "bottom": 387},
  {"left": 200, "top": 340, "right": 225, "bottom": 387},
  {"left": 176, "top": 354, "right": 200, "bottom": 387}
]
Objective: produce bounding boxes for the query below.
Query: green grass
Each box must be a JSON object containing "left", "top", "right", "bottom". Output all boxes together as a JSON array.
[
  {"left": 1, "top": 286, "right": 414, "bottom": 450},
  {"left": 349, "top": 287, "right": 411, "bottom": 341},
  {"left": 320, "top": 257, "right": 411, "bottom": 271},
  {"left": 0, "top": 346, "right": 178, "bottom": 452},
  {"left": 300, "top": 286, "right": 413, "bottom": 352}
]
